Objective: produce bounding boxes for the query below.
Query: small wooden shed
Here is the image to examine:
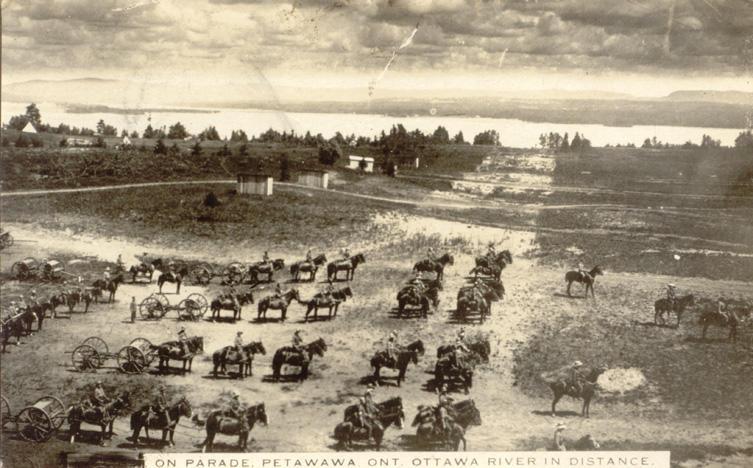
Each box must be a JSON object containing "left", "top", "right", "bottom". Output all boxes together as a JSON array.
[
  {"left": 297, "top": 170, "right": 329, "bottom": 189},
  {"left": 237, "top": 173, "right": 273, "bottom": 196},
  {"left": 348, "top": 155, "right": 374, "bottom": 172}
]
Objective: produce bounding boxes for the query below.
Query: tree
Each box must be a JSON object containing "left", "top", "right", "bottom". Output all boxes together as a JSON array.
[
  {"left": 191, "top": 142, "right": 203, "bottom": 156},
  {"left": 25, "top": 103, "right": 42, "bottom": 126},
  {"left": 15, "top": 134, "right": 30, "bottom": 148},
  {"left": 219, "top": 143, "right": 231, "bottom": 156},
  {"left": 700, "top": 134, "right": 721, "bottom": 148},
  {"left": 121, "top": 129, "right": 128, "bottom": 137},
  {"left": 96, "top": 119, "right": 118, "bottom": 136},
  {"left": 143, "top": 124, "right": 155, "bottom": 139},
  {"left": 95, "top": 136, "right": 106, "bottom": 148},
  {"left": 318, "top": 140, "right": 343, "bottom": 166},
  {"left": 734, "top": 129, "right": 753, "bottom": 148},
  {"left": 432, "top": 126, "right": 450, "bottom": 144},
  {"left": 169, "top": 142, "right": 181, "bottom": 155},
  {"left": 199, "top": 126, "right": 221, "bottom": 141},
  {"left": 230, "top": 130, "right": 248, "bottom": 142},
  {"left": 560, "top": 133, "right": 570, "bottom": 151},
  {"left": 8, "top": 115, "right": 29, "bottom": 130},
  {"left": 153, "top": 138, "right": 168, "bottom": 155},
  {"left": 59, "top": 138, "right": 68, "bottom": 148},
  {"left": 130, "top": 131, "right": 139, "bottom": 139},
  {"left": 280, "top": 154, "right": 290, "bottom": 181},
  {"left": 238, "top": 144, "right": 248, "bottom": 157},
  {"left": 473, "top": 129, "right": 500, "bottom": 146},
  {"left": 642, "top": 138, "right": 652, "bottom": 149},
  {"left": 167, "top": 122, "right": 189, "bottom": 140}
]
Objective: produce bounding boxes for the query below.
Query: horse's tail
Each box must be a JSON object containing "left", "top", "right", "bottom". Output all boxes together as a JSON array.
[
  {"left": 272, "top": 350, "right": 284, "bottom": 375},
  {"left": 212, "top": 350, "right": 222, "bottom": 369},
  {"left": 327, "top": 263, "right": 335, "bottom": 277},
  {"left": 130, "top": 410, "right": 141, "bottom": 430},
  {"left": 290, "top": 263, "right": 298, "bottom": 276}
]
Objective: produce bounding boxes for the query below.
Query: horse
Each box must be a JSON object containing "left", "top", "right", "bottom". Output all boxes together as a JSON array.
[
  {"left": 414, "top": 399, "right": 482, "bottom": 451},
  {"left": 545, "top": 365, "right": 607, "bottom": 417},
  {"left": 129, "top": 397, "right": 192, "bottom": 447},
  {"left": 92, "top": 274, "right": 124, "bottom": 303},
  {"left": 334, "top": 397, "right": 405, "bottom": 450},
  {"left": 68, "top": 392, "right": 130, "bottom": 445},
  {"left": 1, "top": 316, "right": 25, "bottom": 352},
  {"left": 474, "top": 250, "right": 513, "bottom": 271},
  {"left": 157, "top": 266, "right": 189, "bottom": 294},
  {"left": 369, "top": 340, "right": 425, "bottom": 387},
  {"left": 247, "top": 259, "right": 285, "bottom": 283},
  {"left": 27, "top": 301, "right": 54, "bottom": 332},
  {"left": 654, "top": 294, "right": 695, "bottom": 326},
  {"left": 290, "top": 254, "right": 327, "bottom": 282},
  {"left": 212, "top": 341, "right": 266, "bottom": 378},
  {"left": 698, "top": 301, "right": 751, "bottom": 342},
  {"left": 565, "top": 265, "right": 603, "bottom": 298},
  {"left": 210, "top": 291, "right": 255, "bottom": 321},
  {"left": 129, "top": 258, "right": 162, "bottom": 283},
  {"left": 61, "top": 288, "right": 82, "bottom": 313},
  {"left": 199, "top": 403, "right": 268, "bottom": 452},
  {"left": 257, "top": 289, "right": 299, "bottom": 322},
  {"left": 413, "top": 253, "right": 454, "bottom": 281},
  {"left": 397, "top": 282, "right": 440, "bottom": 319},
  {"left": 456, "top": 286, "right": 494, "bottom": 323},
  {"left": 327, "top": 253, "right": 366, "bottom": 282},
  {"left": 437, "top": 338, "right": 491, "bottom": 364},
  {"left": 271, "top": 338, "right": 327, "bottom": 382},
  {"left": 434, "top": 352, "right": 483, "bottom": 394},
  {"left": 150, "top": 336, "right": 204, "bottom": 374},
  {"left": 469, "top": 264, "right": 502, "bottom": 280},
  {"left": 302, "top": 287, "right": 353, "bottom": 322}
]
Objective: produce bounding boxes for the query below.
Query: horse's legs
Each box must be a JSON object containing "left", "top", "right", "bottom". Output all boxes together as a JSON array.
[
  {"left": 566, "top": 281, "right": 572, "bottom": 297},
  {"left": 551, "top": 392, "right": 563, "bottom": 417}
]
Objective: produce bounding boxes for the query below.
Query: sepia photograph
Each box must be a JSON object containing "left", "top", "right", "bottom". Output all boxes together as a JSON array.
[{"left": 0, "top": 0, "right": 752, "bottom": 467}]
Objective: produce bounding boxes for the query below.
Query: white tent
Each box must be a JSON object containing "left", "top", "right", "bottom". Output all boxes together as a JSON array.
[
  {"left": 21, "top": 122, "right": 37, "bottom": 133},
  {"left": 122, "top": 135, "right": 132, "bottom": 146}
]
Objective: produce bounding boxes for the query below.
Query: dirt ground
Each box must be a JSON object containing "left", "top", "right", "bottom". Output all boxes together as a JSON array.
[{"left": 1, "top": 149, "right": 752, "bottom": 468}]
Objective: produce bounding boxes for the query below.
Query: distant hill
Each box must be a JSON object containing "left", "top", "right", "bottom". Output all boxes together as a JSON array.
[{"left": 665, "top": 90, "right": 753, "bottom": 106}]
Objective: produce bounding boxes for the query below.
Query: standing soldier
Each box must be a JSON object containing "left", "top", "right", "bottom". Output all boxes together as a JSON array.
[
  {"left": 130, "top": 297, "right": 137, "bottom": 323},
  {"left": 553, "top": 423, "right": 567, "bottom": 451}
]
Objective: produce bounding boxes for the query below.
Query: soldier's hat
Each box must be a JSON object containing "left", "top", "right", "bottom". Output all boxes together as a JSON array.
[
  {"left": 96, "top": 380, "right": 103, "bottom": 385},
  {"left": 667, "top": 283, "right": 676, "bottom": 288},
  {"left": 237, "top": 330, "right": 243, "bottom": 335},
  {"left": 390, "top": 330, "right": 398, "bottom": 337},
  {"left": 294, "top": 329, "right": 302, "bottom": 335},
  {"left": 555, "top": 422, "right": 567, "bottom": 431},
  {"left": 364, "top": 388, "right": 373, "bottom": 396},
  {"left": 458, "top": 328, "right": 466, "bottom": 336},
  {"left": 572, "top": 360, "right": 583, "bottom": 367}
]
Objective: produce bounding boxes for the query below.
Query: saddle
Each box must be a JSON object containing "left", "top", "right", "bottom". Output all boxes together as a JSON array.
[{"left": 377, "top": 351, "right": 397, "bottom": 367}]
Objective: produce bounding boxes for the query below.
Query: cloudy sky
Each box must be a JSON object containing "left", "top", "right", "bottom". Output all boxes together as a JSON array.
[{"left": 2, "top": 0, "right": 752, "bottom": 98}]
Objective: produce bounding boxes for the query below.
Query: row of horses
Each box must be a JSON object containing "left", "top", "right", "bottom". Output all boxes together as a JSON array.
[
  {"left": 210, "top": 286, "right": 354, "bottom": 322},
  {"left": 1, "top": 276, "right": 123, "bottom": 352}
]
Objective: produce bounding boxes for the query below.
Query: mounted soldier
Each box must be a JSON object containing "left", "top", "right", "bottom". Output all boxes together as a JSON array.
[
  {"left": 305, "top": 249, "right": 313, "bottom": 263},
  {"left": 666, "top": 283, "right": 677, "bottom": 309},
  {"left": 177, "top": 327, "right": 189, "bottom": 355},
  {"left": 385, "top": 330, "right": 399, "bottom": 365},
  {"left": 452, "top": 329, "right": 470, "bottom": 370},
  {"left": 150, "top": 387, "right": 171, "bottom": 427},
  {"left": 28, "top": 289, "right": 39, "bottom": 307},
  {"left": 486, "top": 242, "right": 497, "bottom": 258},
  {"left": 355, "top": 395, "right": 380, "bottom": 441},
  {"left": 323, "top": 279, "right": 336, "bottom": 301},
  {"left": 89, "top": 381, "right": 110, "bottom": 420},
  {"left": 435, "top": 384, "right": 454, "bottom": 441},
  {"left": 224, "top": 391, "right": 250, "bottom": 433},
  {"left": 568, "top": 360, "right": 585, "bottom": 395},
  {"left": 272, "top": 283, "right": 284, "bottom": 300},
  {"left": 341, "top": 248, "right": 351, "bottom": 262},
  {"left": 291, "top": 330, "right": 304, "bottom": 353},
  {"left": 427, "top": 247, "right": 437, "bottom": 263},
  {"left": 261, "top": 251, "right": 271, "bottom": 267},
  {"left": 103, "top": 266, "right": 111, "bottom": 282},
  {"left": 234, "top": 331, "right": 244, "bottom": 356}
]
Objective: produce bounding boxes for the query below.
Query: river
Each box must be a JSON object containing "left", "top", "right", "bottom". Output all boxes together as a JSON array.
[{"left": 1, "top": 101, "right": 744, "bottom": 147}]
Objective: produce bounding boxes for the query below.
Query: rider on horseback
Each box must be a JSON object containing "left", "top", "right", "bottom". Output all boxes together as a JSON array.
[
  {"left": 225, "top": 391, "right": 250, "bottom": 433},
  {"left": 386, "top": 330, "right": 398, "bottom": 364},
  {"left": 28, "top": 289, "right": 38, "bottom": 307},
  {"left": 452, "top": 329, "right": 470, "bottom": 370},
  {"left": 305, "top": 249, "right": 313, "bottom": 263},
  {"left": 435, "top": 384, "right": 454, "bottom": 441},
  {"left": 273, "top": 283, "right": 284, "bottom": 300},
  {"left": 234, "top": 331, "right": 244, "bottom": 356},
  {"left": 666, "top": 283, "right": 677, "bottom": 309},
  {"left": 487, "top": 242, "right": 496, "bottom": 258},
  {"left": 178, "top": 327, "right": 189, "bottom": 355},
  {"left": 356, "top": 394, "right": 380, "bottom": 441},
  {"left": 150, "top": 387, "right": 172, "bottom": 426},
  {"left": 89, "top": 381, "right": 110, "bottom": 420},
  {"left": 226, "top": 286, "right": 240, "bottom": 310},
  {"left": 292, "top": 330, "right": 304, "bottom": 352},
  {"left": 116, "top": 254, "right": 125, "bottom": 273},
  {"left": 427, "top": 247, "right": 437, "bottom": 263},
  {"left": 568, "top": 361, "right": 585, "bottom": 395},
  {"left": 103, "top": 267, "right": 111, "bottom": 281},
  {"left": 262, "top": 251, "right": 270, "bottom": 266},
  {"left": 341, "top": 248, "right": 351, "bottom": 261},
  {"left": 324, "top": 279, "right": 335, "bottom": 301}
]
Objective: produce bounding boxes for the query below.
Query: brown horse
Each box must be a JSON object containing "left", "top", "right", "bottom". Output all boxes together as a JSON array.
[
  {"left": 397, "top": 282, "right": 440, "bottom": 319},
  {"left": 210, "top": 291, "right": 254, "bottom": 321},
  {"left": 654, "top": 294, "right": 695, "bottom": 326},
  {"left": 271, "top": 338, "right": 327, "bottom": 381},
  {"left": 151, "top": 336, "right": 204, "bottom": 374},
  {"left": 198, "top": 403, "right": 268, "bottom": 452},
  {"left": 290, "top": 254, "right": 327, "bottom": 282},
  {"left": 334, "top": 397, "right": 405, "bottom": 450},
  {"left": 129, "top": 397, "right": 192, "bottom": 447},
  {"left": 413, "top": 253, "right": 454, "bottom": 281},
  {"left": 699, "top": 300, "right": 751, "bottom": 342},
  {"left": 414, "top": 399, "right": 482, "bottom": 451},
  {"left": 565, "top": 266, "right": 603, "bottom": 298},
  {"left": 545, "top": 365, "right": 607, "bottom": 417},
  {"left": 68, "top": 392, "right": 130, "bottom": 445},
  {"left": 474, "top": 250, "right": 513, "bottom": 271},
  {"left": 327, "top": 253, "right": 366, "bottom": 281},
  {"left": 370, "top": 340, "right": 425, "bottom": 387},
  {"left": 301, "top": 287, "right": 353, "bottom": 322},
  {"left": 437, "top": 338, "right": 491, "bottom": 364},
  {"left": 257, "top": 289, "right": 299, "bottom": 321},
  {"left": 157, "top": 266, "right": 189, "bottom": 294},
  {"left": 92, "top": 274, "right": 124, "bottom": 303},
  {"left": 212, "top": 341, "right": 266, "bottom": 378},
  {"left": 129, "top": 258, "right": 162, "bottom": 283},
  {"left": 247, "top": 259, "right": 285, "bottom": 283}
]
